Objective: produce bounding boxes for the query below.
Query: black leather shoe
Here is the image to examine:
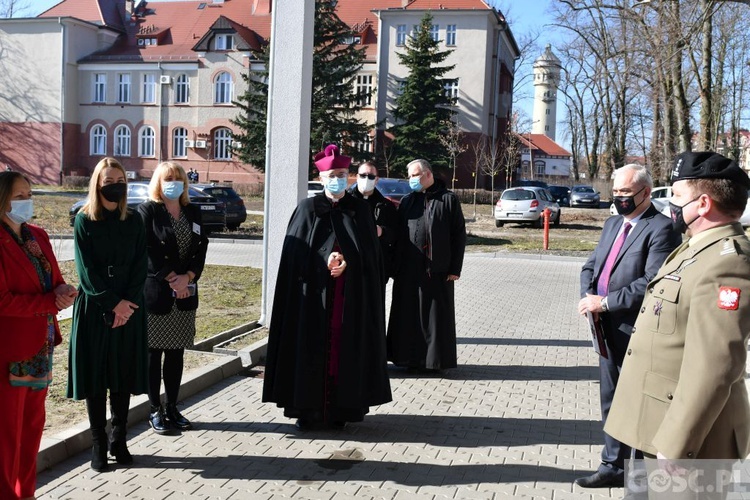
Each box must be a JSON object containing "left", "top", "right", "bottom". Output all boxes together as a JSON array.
[
  {"left": 295, "top": 418, "right": 313, "bottom": 431},
  {"left": 574, "top": 470, "right": 625, "bottom": 488},
  {"left": 330, "top": 421, "right": 347, "bottom": 429},
  {"left": 165, "top": 403, "right": 193, "bottom": 431},
  {"left": 148, "top": 405, "right": 174, "bottom": 435},
  {"left": 109, "top": 440, "right": 133, "bottom": 465},
  {"left": 90, "top": 439, "right": 109, "bottom": 472}
]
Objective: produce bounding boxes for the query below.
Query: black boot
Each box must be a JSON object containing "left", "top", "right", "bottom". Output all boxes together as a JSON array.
[
  {"left": 165, "top": 403, "right": 193, "bottom": 431},
  {"left": 109, "top": 392, "right": 133, "bottom": 465},
  {"left": 149, "top": 405, "right": 174, "bottom": 435},
  {"left": 85, "top": 396, "right": 109, "bottom": 472}
]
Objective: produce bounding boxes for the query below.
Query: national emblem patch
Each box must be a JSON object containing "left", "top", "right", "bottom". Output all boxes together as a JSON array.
[{"left": 718, "top": 287, "right": 741, "bottom": 310}]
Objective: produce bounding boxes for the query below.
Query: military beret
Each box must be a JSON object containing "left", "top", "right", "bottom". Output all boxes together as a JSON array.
[{"left": 671, "top": 151, "right": 750, "bottom": 188}]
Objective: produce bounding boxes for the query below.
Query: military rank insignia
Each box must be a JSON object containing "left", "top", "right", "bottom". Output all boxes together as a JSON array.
[{"left": 718, "top": 286, "right": 740, "bottom": 310}]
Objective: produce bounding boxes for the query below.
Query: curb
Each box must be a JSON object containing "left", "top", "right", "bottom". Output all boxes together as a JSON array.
[{"left": 36, "top": 353, "right": 244, "bottom": 473}]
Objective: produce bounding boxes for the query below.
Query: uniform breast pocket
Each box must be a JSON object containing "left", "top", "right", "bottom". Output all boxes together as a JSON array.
[{"left": 651, "top": 280, "right": 681, "bottom": 335}]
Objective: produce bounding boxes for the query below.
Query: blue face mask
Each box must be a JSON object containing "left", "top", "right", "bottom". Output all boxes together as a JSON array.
[
  {"left": 409, "top": 176, "right": 423, "bottom": 192},
  {"left": 6, "top": 199, "right": 34, "bottom": 224},
  {"left": 325, "top": 176, "right": 348, "bottom": 196},
  {"left": 162, "top": 181, "right": 184, "bottom": 200}
]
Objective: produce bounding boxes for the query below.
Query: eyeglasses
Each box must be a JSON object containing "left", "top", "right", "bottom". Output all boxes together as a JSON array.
[
  {"left": 320, "top": 171, "right": 348, "bottom": 179},
  {"left": 358, "top": 173, "right": 376, "bottom": 180}
]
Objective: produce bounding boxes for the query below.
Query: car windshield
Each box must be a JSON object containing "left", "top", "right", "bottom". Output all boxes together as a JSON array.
[
  {"left": 502, "top": 189, "right": 535, "bottom": 201},
  {"left": 378, "top": 180, "right": 411, "bottom": 195},
  {"left": 573, "top": 186, "right": 595, "bottom": 193},
  {"left": 203, "top": 187, "right": 236, "bottom": 198}
]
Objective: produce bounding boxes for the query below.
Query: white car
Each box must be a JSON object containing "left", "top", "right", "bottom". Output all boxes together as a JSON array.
[
  {"left": 494, "top": 186, "right": 561, "bottom": 228},
  {"left": 307, "top": 181, "right": 324, "bottom": 197}
]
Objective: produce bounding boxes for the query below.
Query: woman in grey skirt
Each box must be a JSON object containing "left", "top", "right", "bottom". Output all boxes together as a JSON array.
[{"left": 137, "top": 162, "right": 208, "bottom": 434}]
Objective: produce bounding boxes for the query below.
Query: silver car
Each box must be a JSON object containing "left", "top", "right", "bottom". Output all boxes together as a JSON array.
[{"left": 494, "top": 186, "right": 561, "bottom": 228}]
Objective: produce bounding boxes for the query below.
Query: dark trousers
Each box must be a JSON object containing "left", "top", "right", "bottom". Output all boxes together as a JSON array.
[
  {"left": 599, "top": 324, "right": 643, "bottom": 472},
  {"left": 148, "top": 348, "right": 185, "bottom": 407}
]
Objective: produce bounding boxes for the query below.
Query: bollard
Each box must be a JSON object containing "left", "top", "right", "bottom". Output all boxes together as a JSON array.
[{"left": 542, "top": 208, "right": 550, "bottom": 250}]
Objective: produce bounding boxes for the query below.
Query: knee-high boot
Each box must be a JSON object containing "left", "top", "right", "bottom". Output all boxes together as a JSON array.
[
  {"left": 85, "top": 396, "right": 108, "bottom": 472},
  {"left": 109, "top": 392, "right": 133, "bottom": 465}
]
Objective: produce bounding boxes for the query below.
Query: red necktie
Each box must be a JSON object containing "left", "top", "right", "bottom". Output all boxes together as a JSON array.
[{"left": 597, "top": 222, "right": 632, "bottom": 297}]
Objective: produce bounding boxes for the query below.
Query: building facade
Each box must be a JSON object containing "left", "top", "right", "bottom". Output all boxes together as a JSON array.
[{"left": 0, "top": 0, "right": 518, "bottom": 185}]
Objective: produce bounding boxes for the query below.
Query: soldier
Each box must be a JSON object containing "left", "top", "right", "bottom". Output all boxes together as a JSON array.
[{"left": 606, "top": 152, "right": 750, "bottom": 465}]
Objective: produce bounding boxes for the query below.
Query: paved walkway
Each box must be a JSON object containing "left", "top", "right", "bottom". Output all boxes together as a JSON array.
[{"left": 37, "top": 253, "right": 622, "bottom": 500}]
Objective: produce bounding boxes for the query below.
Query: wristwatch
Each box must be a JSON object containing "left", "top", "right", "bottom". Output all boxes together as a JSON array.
[{"left": 600, "top": 297, "right": 609, "bottom": 312}]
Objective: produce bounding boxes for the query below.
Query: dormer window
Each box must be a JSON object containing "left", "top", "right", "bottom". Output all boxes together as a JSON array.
[{"left": 216, "top": 34, "right": 234, "bottom": 51}]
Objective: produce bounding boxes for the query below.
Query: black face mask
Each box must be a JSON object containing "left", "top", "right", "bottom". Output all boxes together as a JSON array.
[
  {"left": 100, "top": 182, "right": 127, "bottom": 203},
  {"left": 668, "top": 196, "right": 701, "bottom": 234},
  {"left": 613, "top": 187, "right": 646, "bottom": 216}
]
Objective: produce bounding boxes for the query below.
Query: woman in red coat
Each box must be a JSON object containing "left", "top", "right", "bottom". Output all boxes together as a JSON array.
[{"left": 0, "top": 172, "right": 77, "bottom": 499}]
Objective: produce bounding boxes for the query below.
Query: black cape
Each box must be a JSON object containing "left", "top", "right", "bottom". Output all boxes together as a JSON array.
[
  {"left": 262, "top": 192, "right": 392, "bottom": 421},
  {"left": 348, "top": 185, "right": 398, "bottom": 279},
  {"left": 387, "top": 179, "right": 466, "bottom": 370}
]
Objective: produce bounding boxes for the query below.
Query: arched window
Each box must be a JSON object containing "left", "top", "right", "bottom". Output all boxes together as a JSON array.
[
  {"left": 214, "top": 72, "right": 232, "bottom": 104},
  {"left": 114, "top": 125, "right": 131, "bottom": 157},
  {"left": 175, "top": 74, "right": 189, "bottom": 104},
  {"left": 139, "top": 126, "right": 155, "bottom": 157},
  {"left": 213, "top": 128, "right": 232, "bottom": 160},
  {"left": 90, "top": 125, "right": 106, "bottom": 155},
  {"left": 173, "top": 127, "right": 188, "bottom": 158}
]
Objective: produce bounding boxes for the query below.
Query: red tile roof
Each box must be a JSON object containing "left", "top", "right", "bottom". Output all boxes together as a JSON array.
[{"left": 518, "top": 134, "right": 571, "bottom": 157}]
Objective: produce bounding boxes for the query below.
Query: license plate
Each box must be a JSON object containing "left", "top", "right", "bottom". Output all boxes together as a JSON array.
[
  {"left": 507, "top": 213, "right": 522, "bottom": 218},
  {"left": 200, "top": 205, "right": 216, "bottom": 211}
]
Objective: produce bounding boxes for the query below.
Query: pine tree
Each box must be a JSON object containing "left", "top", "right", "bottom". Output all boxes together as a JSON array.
[
  {"left": 232, "top": 44, "right": 269, "bottom": 170},
  {"left": 388, "top": 13, "right": 456, "bottom": 177},
  {"left": 232, "top": 0, "right": 371, "bottom": 176}
]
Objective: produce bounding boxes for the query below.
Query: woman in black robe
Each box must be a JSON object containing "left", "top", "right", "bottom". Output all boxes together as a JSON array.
[{"left": 262, "top": 145, "right": 392, "bottom": 430}]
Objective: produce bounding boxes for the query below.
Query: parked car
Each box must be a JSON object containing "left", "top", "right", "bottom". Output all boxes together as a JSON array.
[
  {"left": 548, "top": 185, "right": 571, "bottom": 207},
  {"left": 514, "top": 179, "right": 549, "bottom": 189},
  {"left": 192, "top": 184, "right": 247, "bottom": 230},
  {"left": 609, "top": 185, "right": 671, "bottom": 216},
  {"left": 570, "top": 185, "right": 601, "bottom": 208},
  {"left": 375, "top": 178, "right": 411, "bottom": 208},
  {"left": 494, "top": 186, "right": 561, "bottom": 228},
  {"left": 69, "top": 181, "right": 226, "bottom": 233},
  {"left": 307, "top": 181, "right": 324, "bottom": 197}
]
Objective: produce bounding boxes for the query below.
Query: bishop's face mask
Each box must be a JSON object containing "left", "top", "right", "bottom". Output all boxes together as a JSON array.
[
  {"left": 668, "top": 196, "right": 701, "bottom": 234},
  {"left": 612, "top": 187, "right": 646, "bottom": 216}
]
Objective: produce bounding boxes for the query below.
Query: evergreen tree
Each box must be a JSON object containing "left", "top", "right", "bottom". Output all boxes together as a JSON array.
[
  {"left": 232, "top": 0, "right": 371, "bottom": 176},
  {"left": 232, "top": 44, "right": 269, "bottom": 170},
  {"left": 388, "top": 13, "right": 456, "bottom": 177}
]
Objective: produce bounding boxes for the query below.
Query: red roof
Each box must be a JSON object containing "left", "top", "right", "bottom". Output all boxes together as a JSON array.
[
  {"left": 518, "top": 134, "right": 571, "bottom": 157},
  {"left": 39, "top": 0, "right": 493, "bottom": 63}
]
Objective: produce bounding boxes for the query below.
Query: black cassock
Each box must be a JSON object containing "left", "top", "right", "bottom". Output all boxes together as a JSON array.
[
  {"left": 262, "top": 193, "right": 392, "bottom": 423},
  {"left": 387, "top": 179, "right": 466, "bottom": 370}
]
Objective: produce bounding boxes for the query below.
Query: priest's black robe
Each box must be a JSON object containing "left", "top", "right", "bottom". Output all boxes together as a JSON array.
[
  {"left": 387, "top": 179, "right": 466, "bottom": 370},
  {"left": 262, "top": 192, "right": 392, "bottom": 423}
]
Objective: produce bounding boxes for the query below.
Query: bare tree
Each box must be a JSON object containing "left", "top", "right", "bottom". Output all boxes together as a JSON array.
[
  {"left": 438, "top": 118, "right": 467, "bottom": 190},
  {"left": 479, "top": 139, "right": 505, "bottom": 215},
  {"left": 0, "top": 0, "right": 31, "bottom": 17}
]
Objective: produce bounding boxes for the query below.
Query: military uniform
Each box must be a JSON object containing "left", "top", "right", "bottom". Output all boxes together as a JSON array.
[{"left": 605, "top": 222, "right": 750, "bottom": 459}]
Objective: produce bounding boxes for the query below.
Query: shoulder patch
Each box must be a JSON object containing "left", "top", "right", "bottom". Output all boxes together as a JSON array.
[
  {"left": 718, "top": 287, "right": 741, "bottom": 310},
  {"left": 720, "top": 239, "right": 738, "bottom": 256}
]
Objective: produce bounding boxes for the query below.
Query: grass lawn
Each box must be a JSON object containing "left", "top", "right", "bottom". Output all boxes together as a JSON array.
[{"left": 45, "top": 262, "right": 262, "bottom": 436}]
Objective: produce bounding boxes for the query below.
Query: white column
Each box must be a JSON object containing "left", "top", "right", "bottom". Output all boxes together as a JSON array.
[{"left": 260, "top": 0, "right": 314, "bottom": 326}]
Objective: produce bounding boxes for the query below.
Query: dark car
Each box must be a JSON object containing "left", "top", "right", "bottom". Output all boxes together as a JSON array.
[
  {"left": 69, "top": 181, "right": 226, "bottom": 233},
  {"left": 514, "top": 179, "right": 549, "bottom": 189},
  {"left": 570, "top": 185, "right": 601, "bottom": 208},
  {"left": 375, "top": 178, "right": 411, "bottom": 208},
  {"left": 548, "top": 185, "right": 571, "bottom": 207},
  {"left": 192, "top": 184, "right": 247, "bottom": 230}
]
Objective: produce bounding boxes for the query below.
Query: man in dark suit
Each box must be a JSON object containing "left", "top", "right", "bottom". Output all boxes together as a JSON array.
[{"left": 575, "top": 164, "right": 682, "bottom": 488}]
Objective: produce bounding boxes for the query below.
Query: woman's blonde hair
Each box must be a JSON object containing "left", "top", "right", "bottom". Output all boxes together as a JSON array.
[
  {"left": 148, "top": 162, "right": 189, "bottom": 206},
  {"left": 82, "top": 157, "right": 129, "bottom": 221}
]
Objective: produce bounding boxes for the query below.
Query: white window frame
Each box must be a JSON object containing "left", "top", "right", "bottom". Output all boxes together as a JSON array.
[
  {"left": 173, "top": 127, "right": 188, "bottom": 158},
  {"left": 216, "top": 34, "right": 234, "bottom": 50},
  {"left": 430, "top": 24, "right": 439, "bottom": 42},
  {"left": 114, "top": 125, "right": 131, "bottom": 157},
  {"left": 355, "top": 74, "right": 373, "bottom": 107},
  {"left": 175, "top": 74, "right": 189, "bottom": 104},
  {"left": 138, "top": 126, "right": 155, "bottom": 157},
  {"left": 141, "top": 73, "right": 156, "bottom": 104},
  {"left": 93, "top": 74, "right": 106, "bottom": 103},
  {"left": 90, "top": 125, "right": 107, "bottom": 155},
  {"left": 396, "top": 24, "right": 407, "bottom": 46},
  {"left": 214, "top": 72, "right": 233, "bottom": 104},
  {"left": 444, "top": 79, "right": 459, "bottom": 100},
  {"left": 117, "top": 73, "right": 131, "bottom": 103},
  {"left": 213, "top": 128, "right": 232, "bottom": 160},
  {"left": 446, "top": 24, "right": 457, "bottom": 46},
  {"left": 356, "top": 134, "right": 373, "bottom": 153},
  {"left": 535, "top": 160, "right": 546, "bottom": 176}
]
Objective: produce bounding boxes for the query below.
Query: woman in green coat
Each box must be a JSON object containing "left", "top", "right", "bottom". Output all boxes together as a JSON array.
[{"left": 68, "top": 157, "right": 148, "bottom": 472}]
